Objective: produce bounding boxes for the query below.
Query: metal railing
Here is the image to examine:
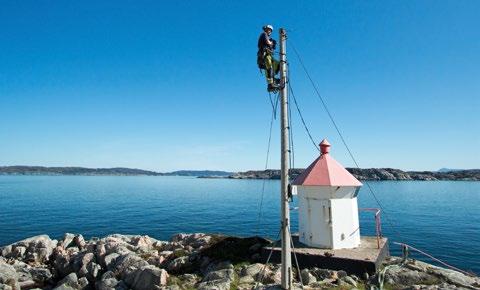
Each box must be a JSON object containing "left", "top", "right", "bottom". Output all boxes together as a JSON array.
[
  {"left": 392, "top": 242, "right": 476, "bottom": 277},
  {"left": 359, "top": 207, "right": 382, "bottom": 249}
]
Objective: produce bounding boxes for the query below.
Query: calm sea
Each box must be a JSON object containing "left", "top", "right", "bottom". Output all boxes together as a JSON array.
[{"left": 0, "top": 176, "right": 478, "bottom": 274}]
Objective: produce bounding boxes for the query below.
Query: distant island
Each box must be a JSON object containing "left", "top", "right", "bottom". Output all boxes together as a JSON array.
[
  {"left": 227, "top": 168, "right": 480, "bottom": 181},
  {"left": 0, "top": 166, "right": 232, "bottom": 178},
  {"left": 0, "top": 166, "right": 478, "bottom": 181}
]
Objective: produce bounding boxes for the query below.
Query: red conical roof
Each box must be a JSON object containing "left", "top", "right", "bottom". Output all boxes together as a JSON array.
[{"left": 293, "top": 139, "right": 362, "bottom": 187}]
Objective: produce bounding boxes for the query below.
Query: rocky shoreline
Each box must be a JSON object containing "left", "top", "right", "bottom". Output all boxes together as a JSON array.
[
  {"left": 1, "top": 233, "right": 479, "bottom": 290},
  {"left": 226, "top": 168, "right": 480, "bottom": 181}
]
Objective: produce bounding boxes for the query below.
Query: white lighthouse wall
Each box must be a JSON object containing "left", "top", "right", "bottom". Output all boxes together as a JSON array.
[
  {"left": 331, "top": 198, "right": 361, "bottom": 249},
  {"left": 297, "top": 186, "right": 361, "bottom": 249},
  {"left": 298, "top": 196, "right": 332, "bottom": 248}
]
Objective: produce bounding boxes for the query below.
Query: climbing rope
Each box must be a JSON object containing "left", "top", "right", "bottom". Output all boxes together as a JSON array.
[
  {"left": 287, "top": 39, "right": 477, "bottom": 277},
  {"left": 256, "top": 92, "right": 279, "bottom": 236},
  {"left": 288, "top": 82, "right": 320, "bottom": 152},
  {"left": 256, "top": 227, "right": 281, "bottom": 287},
  {"left": 288, "top": 39, "right": 403, "bottom": 241},
  {"left": 288, "top": 91, "right": 295, "bottom": 171},
  {"left": 287, "top": 225, "right": 304, "bottom": 288}
]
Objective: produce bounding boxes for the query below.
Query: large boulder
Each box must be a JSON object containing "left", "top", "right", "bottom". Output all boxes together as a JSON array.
[
  {"left": 0, "top": 259, "right": 19, "bottom": 290},
  {"left": 382, "top": 264, "right": 440, "bottom": 287},
  {"left": 197, "top": 266, "right": 235, "bottom": 290},
  {"left": 52, "top": 246, "right": 75, "bottom": 278},
  {"left": 300, "top": 269, "right": 317, "bottom": 285},
  {"left": 167, "top": 256, "right": 191, "bottom": 273},
  {"left": 171, "top": 233, "right": 213, "bottom": 250},
  {"left": 108, "top": 253, "right": 149, "bottom": 280},
  {"left": 54, "top": 273, "right": 80, "bottom": 289},
  {"left": 58, "top": 233, "right": 76, "bottom": 249},
  {"left": 203, "top": 269, "right": 235, "bottom": 282},
  {"left": 1, "top": 235, "right": 57, "bottom": 264},
  {"left": 96, "top": 277, "right": 119, "bottom": 290},
  {"left": 128, "top": 265, "right": 169, "bottom": 290},
  {"left": 240, "top": 263, "right": 267, "bottom": 281},
  {"left": 72, "top": 252, "right": 101, "bottom": 281}
]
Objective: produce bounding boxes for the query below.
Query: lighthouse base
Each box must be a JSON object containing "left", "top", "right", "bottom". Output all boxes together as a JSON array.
[{"left": 262, "top": 235, "right": 389, "bottom": 276}]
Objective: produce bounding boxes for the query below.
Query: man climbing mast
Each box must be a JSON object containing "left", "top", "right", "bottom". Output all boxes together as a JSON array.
[{"left": 257, "top": 25, "right": 283, "bottom": 92}]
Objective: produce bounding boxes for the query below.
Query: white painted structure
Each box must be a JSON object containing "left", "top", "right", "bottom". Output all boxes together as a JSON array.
[{"left": 293, "top": 139, "right": 363, "bottom": 249}]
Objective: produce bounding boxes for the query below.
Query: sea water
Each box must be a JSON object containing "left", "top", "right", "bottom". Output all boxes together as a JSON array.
[{"left": 0, "top": 176, "right": 478, "bottom": 273}]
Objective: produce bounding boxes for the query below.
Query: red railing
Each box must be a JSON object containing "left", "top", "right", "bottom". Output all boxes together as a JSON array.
[{"left": 359, "top": 208, "right": 382, "bottom": 249}]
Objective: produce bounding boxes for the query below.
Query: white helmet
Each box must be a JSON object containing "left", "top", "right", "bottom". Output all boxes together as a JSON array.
[{"left": 264, "top": 24, "right": 273, "bottom": 31}]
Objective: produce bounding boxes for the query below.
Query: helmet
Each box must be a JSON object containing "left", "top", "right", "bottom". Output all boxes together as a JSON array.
[{"left": 263, "top": 25, "right": 273, "bottom": 31}]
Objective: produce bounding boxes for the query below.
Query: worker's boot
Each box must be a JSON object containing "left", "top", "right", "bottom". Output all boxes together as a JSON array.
[
  {"left": 275, "top": 78, "right": 285, "bottom": 89},
  {"left": 267, "top": 83, "right": 279, "bottom": 92}
]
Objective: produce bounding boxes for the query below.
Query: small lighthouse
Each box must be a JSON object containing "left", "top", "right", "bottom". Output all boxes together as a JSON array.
[{"left": 293, "top": 139, "right": 363, "bottom": 249}]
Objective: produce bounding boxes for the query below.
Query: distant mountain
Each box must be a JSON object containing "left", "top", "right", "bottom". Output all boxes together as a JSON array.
[
  {"left": 0, "top": 166, "right": 162, "bottom": 176},
  {"left": 438, "top": 168, "right": 466, "bottom": 173},
  {"left": 0, "top": 166, "right": 233, "bottom": 177}
]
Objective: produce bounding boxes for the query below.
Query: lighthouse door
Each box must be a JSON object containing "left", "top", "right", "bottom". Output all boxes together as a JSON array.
[{"left": 308, "top": 199, "right": 332, "bottom": 248}]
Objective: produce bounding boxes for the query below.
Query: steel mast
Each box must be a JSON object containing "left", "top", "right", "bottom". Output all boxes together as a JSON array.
[{"left": 279, "top": 27, "right": 293, "bottom": 290}]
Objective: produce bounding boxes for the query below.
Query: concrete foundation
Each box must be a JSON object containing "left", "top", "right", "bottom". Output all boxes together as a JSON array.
[{"left": 262, "top": 235, "right": 390, "bottom": 276}]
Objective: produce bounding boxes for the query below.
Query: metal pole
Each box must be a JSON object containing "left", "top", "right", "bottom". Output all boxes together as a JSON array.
[{"left": 279, "top": 27, "right": 292, "bottom": 290}]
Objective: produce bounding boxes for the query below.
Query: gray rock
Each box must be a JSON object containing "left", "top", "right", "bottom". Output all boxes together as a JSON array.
[
  {"left": 2, "top": 235, "right": 57, "bottom": 264},
  {"left": 0, "top": 260, "right": 19, "bottom": 289},
  {"left": 300, "top": 269, "right": 317, "bottom": 285},
  {"left": 129, "top": 265, "right": 169, "bottom": 290},
  {"left": 238, "top": 275, "right": 255, "bottom": 284},
  {"left": 383, "top": 264, "right": 440, "bottom": 287},
  {"left": 59, "top": 233, "right": 76, "bottom": 249},
  {"left": 214, "top": 261, "right": 234, "bottom": 271},
  {"left": 343, "top": 276, "right": 357, "bottom": 287},
  {"left": 52, "top": 248, "right": 74, "bottom": 277},
  {"left": 101, "top": 271, "right": 116, "bottom": 280},
  {"left": 170, "top": 233, "right": 213, "bottom": 249},
  {"left": 108, "top": 253, "right": 149, "bottom": 279},
  {"left": 310, "top": 267, "right": 334, "bottom": 280},
  {"left": 241, "top": 263, "right": 266, "bottom": 280},
  {"left": 18, "top": 279, "right": 37, "bottom": 289},
  {"left": 427, "top": 265, "right": 477, "bottom": 288},
  {"left": 203, "top": 269, "right": 235, "bottom": 282},
  {"left": 196, "top": 278, "right": 231, "bottom": 290},
  {"left": 78, "top": 277, "right": 89, "bottom": 289},
  {"left": 96, "top": 243, "right": 107, "bottom": 265},
  {"left": 12, "top": 246, "right": 26, "bottom": 259},
  {"left": 1, "top": 245, "right": 13, "bottom": 258},
  {"left": 167, "top": 256, "right": 191, "bottom": 273},
  {"left": 96, "top": 278, "right": 119, "bottom": 290},
  {"left": 131, "top": 235, "right": 154, "bottom": 250},
  {"left": 53, "top": 285, "right": 77, "bottom": 290},
  {"left": 57, "top": 272, "right": 80, "bottom": 288},
  {"left": 263, "top": 267, "right": 281, "bottom": 284},
  {"left": 73, "top": 235, "right": 86, "bottom": 249},
  {"left": 29, "top": 267, "right": 52, "bottom": 283},
  {"left": 104, "top": 253, "right": 120, "bottom": 269},
  {"left": 73, "top": 252, "right": 94, "bottom": 273},
  {"left": 337, "top": 270, "right": 347, "bottom": 278},
  {"left": 178, "top": 273, "right": 200, "bottom": 288}
]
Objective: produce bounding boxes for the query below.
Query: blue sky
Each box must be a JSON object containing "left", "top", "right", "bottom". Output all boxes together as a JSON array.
[{"left": 1, "top": 1, "right": 479, "bottom": 172}]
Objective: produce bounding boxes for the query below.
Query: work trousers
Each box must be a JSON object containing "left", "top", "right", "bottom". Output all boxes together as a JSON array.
[{"left": 264, "top": 54, "right": 280, "bottom": 85}]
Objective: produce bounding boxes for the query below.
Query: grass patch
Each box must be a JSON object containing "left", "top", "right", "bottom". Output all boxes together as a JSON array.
[{"left": 229, "top": 272, "right": 240, "bottom": 290}]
